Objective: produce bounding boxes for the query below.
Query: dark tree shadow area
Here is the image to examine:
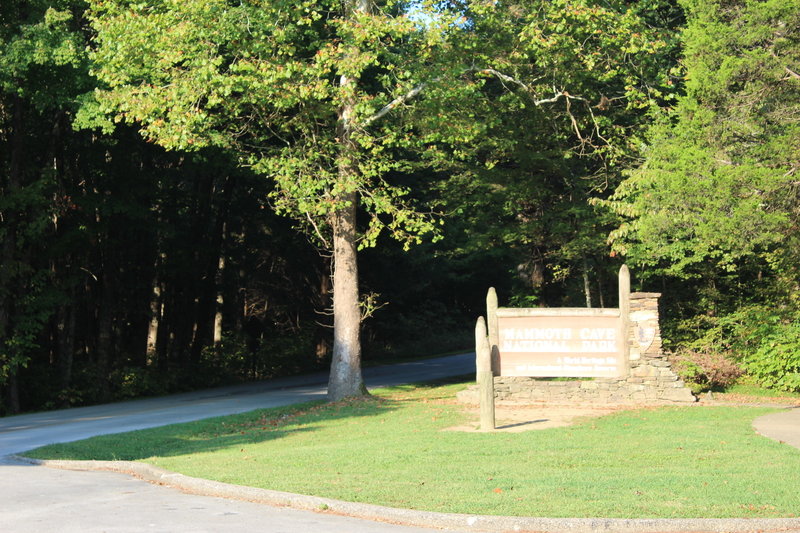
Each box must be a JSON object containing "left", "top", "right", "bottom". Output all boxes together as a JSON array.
[{"left": 25, "top": 396, "right": 403, "bottom": 461}]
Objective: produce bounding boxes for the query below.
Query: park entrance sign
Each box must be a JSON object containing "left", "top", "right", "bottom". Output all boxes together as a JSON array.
[
  {"left": 496, "top": 310, "right": 625, "bottom": 378},
  {"left": 467, "top": 265, "right": 695, "bottom": 431}
]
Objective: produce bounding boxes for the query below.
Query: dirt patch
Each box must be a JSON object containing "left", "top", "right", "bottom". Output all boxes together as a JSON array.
[
  {"left": 445, "top": 393, "right": 800, "bottom": 433},
  {"left": 696, "top": 391, "right": 800, "bottom": 407},
  {"left": 445, "top": 404, "right": 624, "bottom": 433}
]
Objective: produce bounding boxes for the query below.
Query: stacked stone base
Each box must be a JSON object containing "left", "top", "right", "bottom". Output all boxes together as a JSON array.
[{"left": 457, "top": 374, "right": 695, "bottom": 407}]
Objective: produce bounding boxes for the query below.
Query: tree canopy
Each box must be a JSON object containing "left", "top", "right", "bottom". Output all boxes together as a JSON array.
[{"left": 2, "top": 0, "right": 799, "bottom": 414}]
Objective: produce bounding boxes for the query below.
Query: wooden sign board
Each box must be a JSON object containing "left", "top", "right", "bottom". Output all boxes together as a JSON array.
[{"left": 496, "top": 313, "right": 626, "bottom": 378}]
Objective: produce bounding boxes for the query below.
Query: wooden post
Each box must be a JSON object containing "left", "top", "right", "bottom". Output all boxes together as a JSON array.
[
  {"left": 618, "top": 265, "right": 631, "bottom": 370},
  {"left": 486, "top": 287, "right": 499, "bottom": 375},
  {"left": 479, "top": 370, "right": 495, "bottom": 431},
  {"left": 475, "top": 316, "right": 495, "bottom": 430},
  {"left": 475, "top": 316, "right": 491, "bottom": 382}
]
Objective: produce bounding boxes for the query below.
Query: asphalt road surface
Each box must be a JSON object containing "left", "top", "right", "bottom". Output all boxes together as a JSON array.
[{"left": 0, "top": 353, "right": 475, "bottom": 533}]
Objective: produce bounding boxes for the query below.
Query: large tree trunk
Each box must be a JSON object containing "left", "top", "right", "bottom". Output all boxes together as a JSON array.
[
  {"left": 327, "top": 0, "right": 369, "bottom": 401},
  {"left": 328, "top": 190, "right": 365, "bottom": 400}
]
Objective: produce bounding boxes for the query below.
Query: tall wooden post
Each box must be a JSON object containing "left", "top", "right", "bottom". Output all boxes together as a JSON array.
[
  {"left": 475, "top": 316, "right": 495, "bottom": 430},
  {"left": 618, "top": 265, "right": 631, "bottom": 370},
  {"left": 475, "top": 316, "right": 491, "bottom": 381},
  {"left": 486, "top": 287, "right": 499, "bottom": 374},
  {"left": 479, "top": 369, "right": 495, "bottom": 431}
]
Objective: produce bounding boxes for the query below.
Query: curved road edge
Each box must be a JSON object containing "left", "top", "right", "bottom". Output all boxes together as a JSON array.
[
  {"left": 16, "top": 456, "right": 800, "bottom": 533},
  {"left": 752, "top": 406, "right": 800, "bottom": 450}
]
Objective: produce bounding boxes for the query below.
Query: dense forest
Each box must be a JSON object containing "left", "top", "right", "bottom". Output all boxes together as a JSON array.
[{"left": 1, "top": 0, "right": 798, "bottom": 414}]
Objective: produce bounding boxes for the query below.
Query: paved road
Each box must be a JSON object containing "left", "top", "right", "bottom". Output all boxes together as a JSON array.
[
  {"left": 753, "top": 405, "right": 800, "bottom": 449},
  {"left": 0, "top": 457, "right": 450, "bottom": 533},
  {"left": 0, "top": 354, "right": 475, "bottom": 533},
  {"left": 0, "top": 353, "right": 475, "bottom": 457}
]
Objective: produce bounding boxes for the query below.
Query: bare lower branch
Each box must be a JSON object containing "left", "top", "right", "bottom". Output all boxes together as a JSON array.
[
  {"left": 306, "top": 211, "right": 331, "bottom": 249},
  {"left": 360, "top": 67, "right": 587, "bottom": 128},
  {"left": 565, "top": 96, "right": 584, "bottom": 143},
  {"left": 362, "top": 80, "right": 437, "bottom": 128},
  {"left": 477, "top": 68, "right": 530, "bottom": 91}
]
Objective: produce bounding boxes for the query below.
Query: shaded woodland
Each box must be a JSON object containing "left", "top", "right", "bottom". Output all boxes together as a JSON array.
[{"left": 2, "top": 0, "right": 798, "bottom": 413}]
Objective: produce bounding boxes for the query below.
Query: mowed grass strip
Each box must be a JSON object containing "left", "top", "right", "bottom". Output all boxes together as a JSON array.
[{"left": 25, "top": 382, "right": 800, "bottom": 518}]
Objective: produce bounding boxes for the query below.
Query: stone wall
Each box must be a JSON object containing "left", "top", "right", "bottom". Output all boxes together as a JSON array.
[
  {"left": 624, "top": 292, "right": 694, "bottom": 403},
  {"left": 458, "top": 290, "right": 696, "bottom": 406}
]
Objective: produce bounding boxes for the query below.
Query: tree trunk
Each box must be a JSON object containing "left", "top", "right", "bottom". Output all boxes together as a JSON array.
[
  {"left": 582, "top": 257, "right": 593, "bottom": 308},
  {"left": 96, "top": 267, "right": 114, "bottom": 401},
  {"left": 157, "top": 286, "right": 172, "bottom": 370},
  {"left": 597, "top": 270, "right": 605, "bottom": 308},
  {"left": 327, "top": 190, "right": 365, "bottom": 400},
  {"left": 213, "top": 252, "right": 225, "bottom": 346},
  {"left": 57, "top": 299, "right": 76, "bottom": 406},
  {"left": 327, "top": 0, "right": 370, "bottom": 401},
  {"left": 0, "top": 305, "right": 12, "bottom": 413},
  {"left": 314, "top": 263, "right": 332, "bottom": 361},
  {"left": 213, "top": 196, "right": 231, "bottom": 347},
  {"left": 146, "top": 273, "right": 163, "bottom": 364}
]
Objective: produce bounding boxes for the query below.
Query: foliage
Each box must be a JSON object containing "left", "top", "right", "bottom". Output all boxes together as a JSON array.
[
  {"left": 733, "top": 313, "right": 800, "bottom": 393},
  {"left": 599, "top": 0, "right": 800, "bottom": 384},
  {"left": 199, "top": 330, "right": 325, "bottom": 385},
  {"left": 0, "top": 0, "right": 92, "bottom": 410},
  {"left": 422, "top": 0, "right": 683, "bottom": 306},
  {"left": 744, "top": 326, "right": 800, "bottom": 393},
  {"left": 603, "top": 0, "right": 800, "bottom": 280},
  {"left": 670, "top": 349, "right": 742, "bottom": 393},
  {"left": 723, "top": 375, "right": 800, "bottom": 399},
  {"left": 666, "top": 305, "right": 800, "bottom": 394},
  {"left": 0, "top": 272, "right": 59, "bottom": 385},
  {"left": 79, "top": 0, "right": 448, "bottom": 248},
  {"left": 109, "top": 366, "right": 169, "bottom": 399}
]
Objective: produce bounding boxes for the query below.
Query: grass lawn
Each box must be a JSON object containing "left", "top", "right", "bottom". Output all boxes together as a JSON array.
[{"left": 25, "top": 381, "right": 800, "bottom": 519}]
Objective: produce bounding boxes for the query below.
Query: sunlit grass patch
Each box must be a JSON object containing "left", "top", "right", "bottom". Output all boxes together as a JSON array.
[{"left": 26, "top": 382, "right": 800, "bottom": 518}]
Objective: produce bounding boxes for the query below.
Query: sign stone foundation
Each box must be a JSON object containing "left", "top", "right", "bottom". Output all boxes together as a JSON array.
[{"left": 458, "top": 266, "right": 695, "bottom": 422}]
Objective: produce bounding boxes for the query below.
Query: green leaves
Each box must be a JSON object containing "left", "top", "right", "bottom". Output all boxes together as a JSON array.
[
  {"left": 81, "top": 0, "right": 486, "bottom": 257},
  {"left": 0, "top": 1, "right": 90, "bottom": 110},
  {"left": 604, "top": 0, "right": 800, "bottom": 279}
]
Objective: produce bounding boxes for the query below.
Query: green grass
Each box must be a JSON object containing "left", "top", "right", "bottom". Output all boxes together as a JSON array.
[{"left": 25, "top": 381, "right": 800, "bottom": 519}]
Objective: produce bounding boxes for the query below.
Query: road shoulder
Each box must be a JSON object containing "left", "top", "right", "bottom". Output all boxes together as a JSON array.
[{"left": 18, "top": 455, "right": 800, "bottom": 533}]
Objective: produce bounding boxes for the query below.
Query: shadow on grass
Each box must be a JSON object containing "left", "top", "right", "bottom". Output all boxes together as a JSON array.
[
  {"left": 495, "top": 419, "right": 549, "bottom": 430},
  {"left": 24, "top": 375, "right": 475, "bottom": 462},
  {"left": 25, "top": 395, "right": 405, "bottom": 462},
  {"left": 388, "top": 374, "right": 473, "bottom": 390}
]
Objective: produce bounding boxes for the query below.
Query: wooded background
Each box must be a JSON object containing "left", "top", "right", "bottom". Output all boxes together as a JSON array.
[{"left": 2, "top": 0, "right": 798, "bottom": 413}]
